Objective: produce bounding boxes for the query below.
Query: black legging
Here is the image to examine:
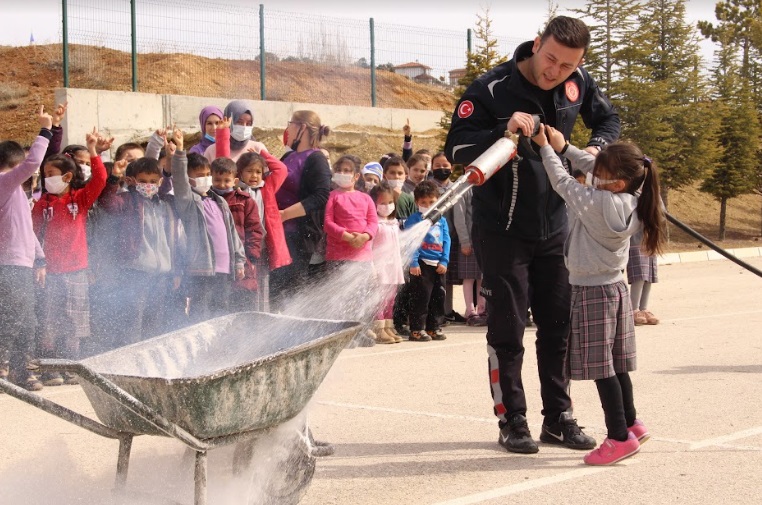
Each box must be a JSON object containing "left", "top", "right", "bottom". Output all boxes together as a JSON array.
[{"left": 595, "top": 373, "right": 637, "bottom": 442}]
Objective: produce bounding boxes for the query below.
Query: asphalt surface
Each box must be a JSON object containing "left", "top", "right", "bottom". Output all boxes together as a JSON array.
[{"left": 1, "top": 257, "right": 761, "bottom": 504}]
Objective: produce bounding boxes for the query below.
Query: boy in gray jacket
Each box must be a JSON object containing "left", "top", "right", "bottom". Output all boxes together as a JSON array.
[
  {"left": 98, "top": 156, "right": 180, "bottom": 348},
  {"left": 168, "top": 129, "right": 245, "bottom": 323}
]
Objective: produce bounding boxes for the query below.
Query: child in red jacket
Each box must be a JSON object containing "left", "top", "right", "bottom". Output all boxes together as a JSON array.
[
  {"left": 235, "top": 150, "right": 292, "bottom": 312},
  {"left": 32, "top": 127, "right": 110, "bottom": 386},
  {"left": 210, "top": 157, "right": 263, "bottom": 312}
]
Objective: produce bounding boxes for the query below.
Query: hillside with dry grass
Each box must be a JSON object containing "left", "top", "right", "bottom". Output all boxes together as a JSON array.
[{"left": 1, "top": 43, "right": 760, "bottom": 252}]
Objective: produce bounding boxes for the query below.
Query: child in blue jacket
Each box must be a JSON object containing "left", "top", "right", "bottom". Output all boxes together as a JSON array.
[{"left": 404, "top": 181, "right": 450, "bottom": 342}]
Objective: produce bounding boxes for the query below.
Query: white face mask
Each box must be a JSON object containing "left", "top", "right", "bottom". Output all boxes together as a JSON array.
[
  {"left": 592, "top": 176, "right": 619, "bottom": 190},
  {"left": 377, "top": 203, "right": 395, "bottom": 217},
  {"left": 192, "top": 176, "right": 212, "bottom": 194},
  {"left": 80, "top": 164, "right": 92, "bottom": 181},
  {"left": 332, "top": 173, "right": 355, "bottom": 189},
  {"left": 417, "top": 205, "right": 430, "bottom": 215},
  {"left": 230, "top": 125, "right": 253, "bottom": 142},
  {"left": 45, "top": 175, "right": 69, "bottom": 195},
  {"left": 386, "top": 179, "right": 404, "bottom": 190}
]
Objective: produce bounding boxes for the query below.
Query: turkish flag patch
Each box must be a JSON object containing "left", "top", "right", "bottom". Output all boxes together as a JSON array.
[
  {"left": 565, "top": 81, "right": 580, "bottom": 102},
  {"left": 458, "top": 100, "right": 474, "bottom": 119}
]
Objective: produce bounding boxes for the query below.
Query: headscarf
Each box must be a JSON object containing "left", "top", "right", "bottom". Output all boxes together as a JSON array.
[
  {"left": 223, "top": 100, "right": 255, "bottom": 152},
  {"left": 189, "top": 105, "right": 224, "bottom": 155}
]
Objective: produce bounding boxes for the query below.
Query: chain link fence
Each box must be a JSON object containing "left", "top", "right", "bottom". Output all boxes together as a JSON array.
[{"left": 59, "top": 0, "right": 524, "bottom": 109}]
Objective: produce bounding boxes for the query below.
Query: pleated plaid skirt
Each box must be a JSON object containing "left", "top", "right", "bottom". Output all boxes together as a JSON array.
[
  {"left": 457, "top": 249, "right": 481, "bottom": 280},
  {"left": 567, "top": 281, "right": 636, "bottom": 381},
  {"left": 626, "top": 245, "right": 658, "bottom": 283},
  {"left": 40, "top": 270, "right": 91, "bottom": 357}
]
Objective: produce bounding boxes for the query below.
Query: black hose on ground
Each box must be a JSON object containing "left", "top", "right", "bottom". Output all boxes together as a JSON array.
[{"left": 666, "top": 212, "right": 762, "bottom": 278}]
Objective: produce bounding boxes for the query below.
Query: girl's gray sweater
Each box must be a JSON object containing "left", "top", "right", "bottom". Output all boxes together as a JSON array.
[{"left": 538, "top": 144, "right": 641, "bottom": 287}]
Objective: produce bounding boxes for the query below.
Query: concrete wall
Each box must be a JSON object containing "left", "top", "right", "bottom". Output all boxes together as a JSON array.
[{"left": 54, "top": 88, "right": 444, "bottom": 154}]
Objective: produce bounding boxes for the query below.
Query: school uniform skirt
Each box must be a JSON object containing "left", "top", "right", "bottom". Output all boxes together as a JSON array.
[
  {"left": 40, "top": 270, "right": 90, "bottom": 358},
  {"left": 567, "top": 281, "right": 636, "bottom": 381},
  {"left": 457, "top": 249, "right": 481, "bottom": 280},
  {"left": 626, "top": 245, "right": 657, "bottom": 283}
]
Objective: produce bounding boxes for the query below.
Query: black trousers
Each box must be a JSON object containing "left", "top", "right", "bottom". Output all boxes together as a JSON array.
[
  {"left": 108, "top": 270, "right": 172, "bottom": 350},
  {"left": 474, "top": 229, "right": 572, "bottom": 426},
  {"left": 186, "top": 273, "right": 232, "bottom": 323},
  {"left": 0, "top": 266, "right": 36, "bottom": 380},
  {"left": 269, "top": 230, "right": 326, "bottom": 312},
  {"left": 392, "top": 272, "right": 411, "bottom": 329},
  {"left": 408, "top": 263, "right": 446, "bottom": 332}
]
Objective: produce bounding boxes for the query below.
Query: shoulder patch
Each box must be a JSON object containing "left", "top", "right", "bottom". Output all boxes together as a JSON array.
[
  {"left": 565, "top": 81, "right": 580, "bottom": 102},
  {"left": 458, "top": 100, "right": 474, "bottom": 119}
]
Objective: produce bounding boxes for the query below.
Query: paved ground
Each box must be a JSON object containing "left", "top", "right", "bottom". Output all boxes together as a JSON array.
[{"left": 1, "top": 258, "right": 761, "bottom": 504}]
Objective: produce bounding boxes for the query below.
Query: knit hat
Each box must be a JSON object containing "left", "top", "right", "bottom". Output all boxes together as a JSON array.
[{"left": 362, "top": 162, "right": 383, "bottom": 180}]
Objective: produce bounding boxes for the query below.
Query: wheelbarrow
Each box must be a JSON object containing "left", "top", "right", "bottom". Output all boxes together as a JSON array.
[{"left": 0, "top": 312, "right": 361, "bottom": 505}]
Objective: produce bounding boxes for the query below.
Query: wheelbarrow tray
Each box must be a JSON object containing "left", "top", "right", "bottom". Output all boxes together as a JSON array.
[{"left": 79, "top": 312, "right": 359, "bottom": 440}]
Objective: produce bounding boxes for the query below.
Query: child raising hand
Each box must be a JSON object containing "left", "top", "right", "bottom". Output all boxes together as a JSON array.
[{"left": 33, "top": 123, "right": 108, "bottom": 384}]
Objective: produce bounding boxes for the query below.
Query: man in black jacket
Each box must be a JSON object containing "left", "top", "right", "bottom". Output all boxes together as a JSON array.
[{"left": 445, "top": 16, "right": 620, "bottom": 454}]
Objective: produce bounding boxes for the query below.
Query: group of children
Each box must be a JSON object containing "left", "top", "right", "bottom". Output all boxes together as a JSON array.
[
  {"left": 0, "top": 101, "right": 482, "bottom": 392},
  {"left": 324, "top": 149, "right": 477, "bottom": 344}
]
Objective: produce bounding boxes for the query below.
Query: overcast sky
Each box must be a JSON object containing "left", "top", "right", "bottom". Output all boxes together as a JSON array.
[{"left": 2, "top": 0, "right": 720, "bottom": 68}]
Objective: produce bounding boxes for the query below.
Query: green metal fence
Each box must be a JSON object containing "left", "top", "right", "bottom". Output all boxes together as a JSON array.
[{"left": 59, "top": 0, "right": 524, "bottom": 108}]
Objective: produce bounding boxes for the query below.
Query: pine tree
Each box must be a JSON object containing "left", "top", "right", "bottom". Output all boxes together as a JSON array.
[
  {"left": 700, "top": 34, "right": 761, "bottom": 240},
  {"left": 698, "top": 0, "right": 762, "bottom": 80},
  {"left": 571, "top": 0, "right": 642, "bottom": 94},
  {"left": 439, "top": 9, "right": 509, "bottom": 150},
  {"left": 699, "top": 0, "right": 762, "bottom": 235},
  {"left": 612, "top": 0, "right": 715, "bottom": 213}
]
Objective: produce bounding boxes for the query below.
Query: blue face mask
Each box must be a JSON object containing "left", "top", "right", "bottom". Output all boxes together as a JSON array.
[
  {"left": 211, "top": 186, "right": 235, "bottom": 196},
  {"left": 204, "top": 133, "right": 216, "bottom": 143}
]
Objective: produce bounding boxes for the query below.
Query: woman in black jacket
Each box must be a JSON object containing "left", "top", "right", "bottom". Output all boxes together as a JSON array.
[{"left": 271, "top": 110, "right": 332, "bottom": 310}]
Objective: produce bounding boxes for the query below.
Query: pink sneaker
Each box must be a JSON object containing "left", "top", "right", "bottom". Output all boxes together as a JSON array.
[
  {"left": 584, "top": 432, "right": 640, "bottom": 465},
  {"left": 628, "top": 419, "right": 650, "bottom": 444}
]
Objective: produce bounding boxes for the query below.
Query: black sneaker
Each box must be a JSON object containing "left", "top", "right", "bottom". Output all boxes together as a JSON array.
[
  {"left": 445, "top": 311, "right": 468, "bottom": 324},
  {"left": 394, "top": 325, "right": 411, "bottom": 337},
  {"left": 540, "top": 412, "right": 596, "bottom": 450},
  {"left": 498, "top": 414, "right": 539, "bottom": 454}
]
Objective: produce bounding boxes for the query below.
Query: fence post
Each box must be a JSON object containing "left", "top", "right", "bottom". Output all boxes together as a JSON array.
[
  {"left": 259, "top": 4, "right": 266, "bottom": 100},
  {"left": 130, "top": 0, "right": 137, "bottom": 92},
  {"left": 62, "top": 0, "right": 69, "bottom": 88},
  {"left": 370, "top": 18, "right": 376, "bottom": 107},
  {"left": 467, "top": 28, "right": 472, "bottom": 55}
]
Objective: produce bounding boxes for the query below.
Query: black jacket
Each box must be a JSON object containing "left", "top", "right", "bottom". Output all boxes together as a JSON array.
[
  {"left": 282, "top": 150, "right": 332, "bottom": 256},
  {"left": 445, "top": 41, "right": 620, "bottom": 240}
]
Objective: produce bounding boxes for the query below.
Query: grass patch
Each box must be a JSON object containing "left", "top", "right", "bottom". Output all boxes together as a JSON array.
[{"left": 0, "top": 83, "right": 30, "bottom": 111}]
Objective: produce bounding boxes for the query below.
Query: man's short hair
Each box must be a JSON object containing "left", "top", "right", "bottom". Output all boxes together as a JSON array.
[
  {"left": 414, "top": 180, "right": 439, "bottom": 201},
  {"left": 126, "top": 157, "right": 160, "bottom": 178},
  {"left": 114, "top": 142, "right": 145, "bottom": 162},
  {"left": 541, "top": 16, "right": 590, "bottom": 54},
  {"left": 0, "top": 141, "right": 25, "bottom": 169},
  {"left": 211, "top": 157, "right": 237, "bottom": 175},
  {"left": 187, "top": 153, "right": 211, "bottom": 173}
]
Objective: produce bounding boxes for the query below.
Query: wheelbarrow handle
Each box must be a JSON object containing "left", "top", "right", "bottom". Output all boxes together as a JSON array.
[
  {"left": 0, "top": 378, "right": 124, "bottom": 440},
  {"left": 31, "top": 359, "right": 209, "bottom": 452}
]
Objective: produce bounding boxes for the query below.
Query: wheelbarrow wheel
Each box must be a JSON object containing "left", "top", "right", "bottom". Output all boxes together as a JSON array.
[{"left": 243, "top": 425, "right": 318, "bottom": 505}]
